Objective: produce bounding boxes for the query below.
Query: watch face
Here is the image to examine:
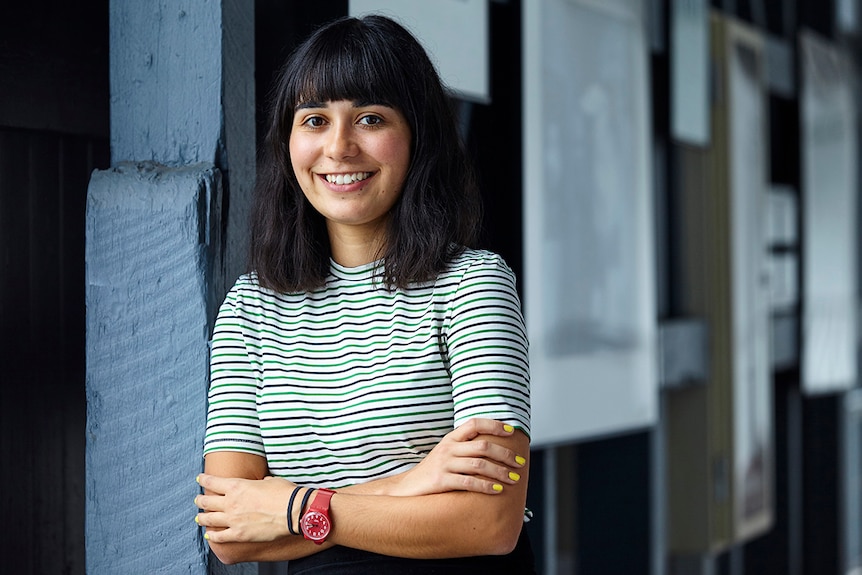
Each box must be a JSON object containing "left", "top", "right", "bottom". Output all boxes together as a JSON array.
[{"left": 300, "top": 510, "right": 331, "bottom": 543}]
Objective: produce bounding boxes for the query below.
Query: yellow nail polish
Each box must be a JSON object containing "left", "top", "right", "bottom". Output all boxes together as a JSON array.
[
  {"left": 509, "top": 472, "right": 521, "bottom": 482},
  {"left": 515, "top": 455, "right": 526, "bottom": 466},
  {"left": 204, "top": 532, "right": 210, "bottom": 540},
  {"left": 503, "top": 424, "right": 514, "bottom": 433},
  {"left": 493, "top": 484, "right": 504, "bottom": 492},
  {"left": 196, "top": 474, "right": 201, "bottom": 484},
  {"left": 194, "top": 495, "right": 199, "bottom": 507}
]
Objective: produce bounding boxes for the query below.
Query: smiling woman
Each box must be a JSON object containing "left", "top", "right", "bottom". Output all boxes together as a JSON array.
[
  {"left": 196, "top": 14, "right": 534, "bottom": 574},
  {"left": 288, "top": 100, "right": 412, "bottom": 264},
  {"left": 249, "top": 15, "right": 483, "bottom": 294}
]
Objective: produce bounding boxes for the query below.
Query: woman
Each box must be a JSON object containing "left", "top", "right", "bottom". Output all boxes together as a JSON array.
[{"left": 195, "top": 14, "right": 533, "bottom": 573}]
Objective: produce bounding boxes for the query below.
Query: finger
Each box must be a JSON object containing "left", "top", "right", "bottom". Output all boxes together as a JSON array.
[
  {"left": 445, "top": 438, "right": 527, "bottom": 469},
  {"left": 194, "top": 493, "right": 226, "bottom": 512},
  {"left": 451, "top": 474, "right": 508, "bottom": 495},
  {"left": 196, "top": 473, "right": 232, "bottom": 495},
  {"left": 448, "top": 457, "right": 523, "bottom": 485},
  {"left": 196, "top": 511, "right": 229, "bottom": 529},
  {"left": 202, "top": 526, "right": 232, "bottom": 544},
  {"left": 450, "top": 418, "right": 515, "bottom": 442}
]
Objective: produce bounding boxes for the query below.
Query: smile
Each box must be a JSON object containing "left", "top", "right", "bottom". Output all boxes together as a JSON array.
[{"left": 324, "top": 172, "right": 373, "bottom": 185}]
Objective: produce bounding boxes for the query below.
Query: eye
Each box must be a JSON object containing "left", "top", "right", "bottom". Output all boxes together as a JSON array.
[
  {"left": 358, "top": 114, "right": 383, "bottom": 127},
  {"left": 300, "top": 115, "right": 326, "bottom": 128}
]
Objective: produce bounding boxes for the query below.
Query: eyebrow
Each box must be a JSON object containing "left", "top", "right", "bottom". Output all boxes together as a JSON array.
[
  {"left": 294, "top": 99, "right": 389, "bottom": 111},
  {"left": 295, "top": 101, "right": 326, "bottom": 111}
]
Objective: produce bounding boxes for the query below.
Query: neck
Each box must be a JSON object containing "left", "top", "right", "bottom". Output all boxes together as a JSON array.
[{"left": 327, "top": 222, "right": 386, "bottom": 267}]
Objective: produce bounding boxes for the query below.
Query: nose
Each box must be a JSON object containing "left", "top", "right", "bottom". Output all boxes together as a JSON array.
[{"left": 324, "top": 121, "right": 358, "bottom": 160}]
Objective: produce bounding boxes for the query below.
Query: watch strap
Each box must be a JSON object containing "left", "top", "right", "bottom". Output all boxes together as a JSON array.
[{"left": 310, "top": 488, "right": 335, "bottom": 512}]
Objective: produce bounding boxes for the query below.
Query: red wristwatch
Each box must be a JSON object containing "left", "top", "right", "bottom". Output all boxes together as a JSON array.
[{"left": 300, "top": 488, "right": 335, "bottom": 544}]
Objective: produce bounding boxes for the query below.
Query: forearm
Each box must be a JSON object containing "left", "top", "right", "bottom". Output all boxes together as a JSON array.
[
  {"left": 207, "top": 536, "right": 327, "bottom": 564},
  {"left": 327, "top": 486, "right": 528, "bottom": 558},
  {"left": 209, "top": 484, "right": 526, "bottom": 564},
  {"left": 326, "top": 430, "right": 530, "bottom": 557},
  {"left": 205, "top": 471, "right": 428, "bottom": 563},
  {"left": 203, "top": 462, "right": 414, "bottom": 563},
  {"left": 206, "top": 479, "right": 403, "bottom": 563}
]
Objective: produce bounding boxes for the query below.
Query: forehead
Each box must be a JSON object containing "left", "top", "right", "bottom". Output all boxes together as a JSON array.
[{"left": 287, "top": 47, "right": 402, "bottom": 112}]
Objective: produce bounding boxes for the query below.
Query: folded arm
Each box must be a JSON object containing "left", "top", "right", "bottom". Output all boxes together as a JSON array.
[
  {"left": 197, "top": 421, "right": 529, "bottom": 564},
  {"left": 324, "top": 428, "right": 529, "bottom": 558}
]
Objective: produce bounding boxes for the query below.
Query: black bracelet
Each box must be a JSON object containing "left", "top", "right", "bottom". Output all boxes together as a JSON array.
[
  {"left": 296, "top": 488, "right": 316, "bottom": 534},
  {"left": 286, "top": 485, "right": 302, "bottom": 536}
]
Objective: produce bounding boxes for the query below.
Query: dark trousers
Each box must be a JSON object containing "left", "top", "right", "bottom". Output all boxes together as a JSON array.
[{"left": 287, "top": 528, "right": 537, "bottom": 574}]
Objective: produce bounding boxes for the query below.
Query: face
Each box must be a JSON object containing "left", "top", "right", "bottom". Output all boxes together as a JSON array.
[{"left": 289, "top": 99, "right": 412, "bottom": 244}]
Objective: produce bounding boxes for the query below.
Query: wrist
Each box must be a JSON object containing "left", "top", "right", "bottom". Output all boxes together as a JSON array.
[
  {"left": 339, "top": 473, "right": 401, "bottom": 496},
  {"left": 287, "top": 487, "right": 315, "bottom": 536},
  {"left": 300, "top": 488, "right": 336, "bottom": 544}
]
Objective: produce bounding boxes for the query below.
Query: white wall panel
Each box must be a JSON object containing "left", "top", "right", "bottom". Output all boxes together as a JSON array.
[
  {"left": 523, "top": 0, "right": 657, "bottom": 446},
  {"left": 349, "top": 0, "right": 489, "bottom": 102}
]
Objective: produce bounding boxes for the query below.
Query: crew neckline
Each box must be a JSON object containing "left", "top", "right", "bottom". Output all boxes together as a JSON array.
[{"left": 329, "top": 258, "right": 384, "bottom": 280}]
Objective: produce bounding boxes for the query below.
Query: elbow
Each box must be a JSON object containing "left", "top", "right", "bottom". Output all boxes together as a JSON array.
[
  {"left": 482, "top": 511, "right": 524, "bottom": 556},
  {"left": 489, "top": 524, "right": 522, "bottom": 556},
  {"left": 207, "top": 542, "right": 245, "bottom": 566}
]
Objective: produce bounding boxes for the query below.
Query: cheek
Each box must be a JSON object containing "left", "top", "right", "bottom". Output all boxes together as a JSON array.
[
  {"left": 378, "top": 138, "right": 412, "bottom": 179},
  {"left": 287, "top": 137, "right": 309, "bottom": 171}
]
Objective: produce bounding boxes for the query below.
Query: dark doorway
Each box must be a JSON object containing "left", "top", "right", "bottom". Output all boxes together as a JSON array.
[{"left": 0, "top": 3, "right": 110, "bottom": 574}]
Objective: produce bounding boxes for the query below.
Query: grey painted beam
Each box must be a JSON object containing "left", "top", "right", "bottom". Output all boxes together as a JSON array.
[
  {"left": 86, "top": 163, "right": 222, "bottom": 574},
  {"left": 109, "top": 2, "right": 222, "bottom": 166},
  {"left": 89, "top": 1, "right": 255, "bottom": 572}
]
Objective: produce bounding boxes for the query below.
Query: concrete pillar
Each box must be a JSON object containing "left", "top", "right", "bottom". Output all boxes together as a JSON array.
[{"left": 86, "top": 1, "right": 254, "bottom": 573}]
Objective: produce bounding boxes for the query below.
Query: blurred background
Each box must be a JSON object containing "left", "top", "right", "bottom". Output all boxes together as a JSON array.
[{"left": 1, "top": 1, "right": 860, "bottom": 574}]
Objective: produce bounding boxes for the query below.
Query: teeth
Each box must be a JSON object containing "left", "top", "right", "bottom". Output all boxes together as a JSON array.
[{"left": 325, "top": 172, "right": 371, "bottom": 185}]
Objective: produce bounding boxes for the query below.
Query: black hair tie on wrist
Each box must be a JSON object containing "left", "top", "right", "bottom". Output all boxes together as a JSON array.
[
  {"left": 297, "top": 488, "right": 316, "bottom": 533},
  {"left": 286, "top": 485, "right": 302, "bottom": 536}
]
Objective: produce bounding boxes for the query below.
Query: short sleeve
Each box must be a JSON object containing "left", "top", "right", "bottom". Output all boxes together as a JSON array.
[
  {"left": 203, "top": 287, "right": 265, "bottom": 456},
  {"left": 446, "top": 254, "right": 531, "bottom": 436}
]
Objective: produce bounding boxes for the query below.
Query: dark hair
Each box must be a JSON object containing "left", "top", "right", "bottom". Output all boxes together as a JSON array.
[{"left": 249, "top": 14, "right": 482, "bottom": 292}]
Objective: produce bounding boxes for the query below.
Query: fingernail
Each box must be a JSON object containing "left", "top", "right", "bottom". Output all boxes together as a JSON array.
[
  {"left": 194, "top": 496, "right": 198, "bottom": 507},
  {"left": 493, "top": 484, "right": 504, "bottom": 492},
  {"left": 204, "top": 532, "right": 210, "bottom": 541},
  {"left": 509, "top": 472, "right": 521, "bottom": 482},
  {"left": 194, "top": 515, "right": 200, "bottom": 525},
  {"left": 515, "top": 455, "right": 526, "bottom": 466},
  {"left": 503, "top": 424, "right": 514, "bottom": 433},
  {"left": 196, "top": 474, "right": 201, "bottom": 484}
]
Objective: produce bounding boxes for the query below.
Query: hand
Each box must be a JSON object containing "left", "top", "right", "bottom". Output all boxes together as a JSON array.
[
  {"left": 389, "top": 418, "right": 527, "bottom": 497},
  {"left": 195, "top": 474, "right": 297, "bottom": 544}
]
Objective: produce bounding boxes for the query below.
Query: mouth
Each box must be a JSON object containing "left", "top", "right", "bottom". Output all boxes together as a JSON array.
[{"left": 323, "top": 172, "right": 373, "bottom": 185}]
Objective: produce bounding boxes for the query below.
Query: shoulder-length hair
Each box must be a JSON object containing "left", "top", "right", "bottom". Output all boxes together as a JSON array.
[{"left": 249, "top": 14, "right": 482, "bottom": 292}]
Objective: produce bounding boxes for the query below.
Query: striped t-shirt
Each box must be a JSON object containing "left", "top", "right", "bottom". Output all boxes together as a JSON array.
[{"left": 203, "top": 248, "right": 530, "bottom": 488}]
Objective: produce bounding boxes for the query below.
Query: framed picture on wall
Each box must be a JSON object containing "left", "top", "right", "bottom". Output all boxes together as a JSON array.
[
  {"left": 726, "top": 20, "right": 773, "bottom": 540},
  {"left": 799, "top": 29, "right": 858, "bottom": 394},
  {"left": 667, "top": 14, "right": 774, "bottom": 552},
  {"left": 523, "top": 0, "right": 657, "bottom": 445}
]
